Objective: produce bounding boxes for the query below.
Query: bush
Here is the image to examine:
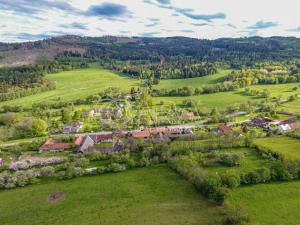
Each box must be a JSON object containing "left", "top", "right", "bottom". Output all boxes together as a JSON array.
[
  {"left": 97, "top": 166, "right": 107, "bottom": 174},
  {"left": 108, "top": 163, "right": 126, "bottom": 172},
  {"left": 223, "top": 206, "right": 250, "bottom": 225},
  {"left": 222, "top": 172, "right": 241, "bottom": 188},
  {"left": 214, "top": 187, "right": 231, "bottom": 205},
  {"left": 200, "top": 174, "right": 222, "bottom": 198},
  {"left": 40, "top": 166, "right": 55, "bottom": 177},
  {"left": 220, "top": 153, "right": 244, "bottom": 167},
  {"left": 270, "top": 162, "right": 294, "bottom": 181}
]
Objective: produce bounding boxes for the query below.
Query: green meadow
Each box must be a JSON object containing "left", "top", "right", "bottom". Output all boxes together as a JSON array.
[
  {"left": 228, "top": 181, "right": 300, "bottom": 225},
  {"left": 0, "top": 165, "right": 222, "bottom": 225},
  {"left": 254, "top": 137, "right": 300, "bottom": 160},
  {"left": 0, "top": 66, "right": 298, "bottom": 112}
]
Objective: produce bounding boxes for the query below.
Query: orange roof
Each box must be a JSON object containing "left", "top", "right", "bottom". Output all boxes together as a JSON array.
[
  {"left": 40, "top": 143, "right": 71, "bottom": 151},
  {"left": 96, "top": 134, "right": 113, "bottom": 142},
  {"left": 218, "top": 124, "right": 232, "bottom": 132},
  {"left": 74, "top": 135, "right": 84, "bottom": 146},
  {"left": 132, "top": 130, "right": 151, "bottom": 138},
  {"left": 148, "top": 127, "right": 169, "bottom": 134}
]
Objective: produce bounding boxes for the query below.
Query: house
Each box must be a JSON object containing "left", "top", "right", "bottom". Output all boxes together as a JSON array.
[
  {"left": 132, "top": 130, "right": 151, "bottom": 139},
  {"left": 218, "top": 124, "right": 232, "bottom": 133},
  {"left": 277, "top": 124, "right": 291, "bottom": 133},
  {"left": 279, "top": 119, "right": 295, "bottom": 125},
  {"left": 96, "top": 133, "right": 114, "bottom": 142},
  {"left": 63, "top": 122, "right": 83, "bottom": 134},
  {"left": 89, "top": 108, "right": 114, "bottom": 117},
  {"left": 290, "top": 122, "right": 300, "bottom": 131},
  {"left": 251, "top": 118, "right": 266, "bottom": 127},
  {"left": 74, "top": 135, "right": 84, "bottom": 146},
  {"left": 39, "top": 139, "right": 72, "bottom": 153},
  {"left": 78, "top": 136, "right": 95, "bottom": 153},
  {"left": 0, "top": 158, "right": 3, "bottom": 166}
]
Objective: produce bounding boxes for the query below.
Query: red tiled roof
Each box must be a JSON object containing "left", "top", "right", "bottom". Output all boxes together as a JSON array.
[
  {"left": 218, "top": 124, "right": 232, "bottom": 132},
  {"left": 148, "top": 127, "right": 169, "bottom": 134},
  {"left": 96, "top": 134, "right": 113, "bottom": 141},
  {"left": 40, "top": 139, "right": 71, "bottom": 151},
  {"left": 40, "top": 143, "right": 71, "bottom": 151},
  {"left": 132, "top": 130, "right": 151, "bottom": 138},
  {"left": 74, "top": 135, "right": 84, "bottom": 146}
]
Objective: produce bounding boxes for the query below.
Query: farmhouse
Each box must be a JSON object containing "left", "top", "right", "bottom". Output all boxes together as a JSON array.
[
  {"left": 78, "top": 136, "right": 95, "bottom": 153},
  {"left": 250, "top": 118, "right": 266, "bottom": 127},
  {"left": 63, "top": 122, "right": 83, "bottom": 134},
  {"left": 89, "top": 108, "right": 114, "bottom": 117},
  {"left": 96, "top": 133, "right": 113, "bottom": 142},
  {"left": 277, "top": 121, "right": 300, "bottom": 133},
  {"left": 212, "top": 123, "right": 232, "bottom": 133},
  {"left": 39, "top": 139, "right": 72, "bottom": 153},
  {"left": 132, "top": 130, "right": 151, "bottom": 139},
  {"left": 74, "top": 135, "right": 84, "bottom": 146}
]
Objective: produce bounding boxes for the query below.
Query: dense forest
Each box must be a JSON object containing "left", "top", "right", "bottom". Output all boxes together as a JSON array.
[{"left": 1, "top": 36, "right": 300, "bottom": 66}]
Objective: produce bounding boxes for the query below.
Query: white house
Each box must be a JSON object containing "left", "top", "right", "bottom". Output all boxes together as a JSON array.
[{"left": 277, "top": 124, "right": 291, "bottom": 133}]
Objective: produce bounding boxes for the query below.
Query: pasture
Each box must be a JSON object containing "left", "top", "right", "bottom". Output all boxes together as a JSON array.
[
  {"left": 228, "top": 181, "right": 300, "bottom": 225},
  {"left": 202, "top": 148, "right": 271, "bottom": 175},
  {"left": 254, "top": 136, "right": 300, "bottom": 160},
  {"left": 0, "top": 165, "right": 222, "bottom": 225},
  {"left": 0, "top": 67, "right": 139, "bottom": 108}
]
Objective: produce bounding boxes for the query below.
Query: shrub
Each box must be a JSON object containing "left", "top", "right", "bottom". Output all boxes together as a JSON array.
[
  {"left": 220, "top": 153, "right": 244, "bottom": 167},
  {"left": 214, "top": 187, "right": 231, "bottom": 205},
  {"left": 109, "top": 163, "right": 126, "bottom": 172},
  {"left": 40, "top": 166, "right": 55, "bottom": 177},
  {"left": 222, "top": 172, "right": 241, "bottom": 188},
  {"left": 223, "top": 206, "right": 250, "bottom": 225},
  {"left": 270, "top": 162, "right": 293, "bottom": 181},
  {"left": 200, "top": 174, "right": 222, "bottom": 198}
]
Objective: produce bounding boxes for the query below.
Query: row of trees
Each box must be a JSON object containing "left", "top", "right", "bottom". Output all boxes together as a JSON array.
[{"left": 111, "top": 60, "right": 217, "bottom": 80}]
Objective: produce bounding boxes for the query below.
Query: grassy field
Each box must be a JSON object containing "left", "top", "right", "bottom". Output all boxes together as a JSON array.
[
  {"left": 249, "top": 83, "right": 300, "bottom": 99},
  {"left": 157, "top": 69, "right": 231, "bottom": 89},
  {"left": 228, "top": 181, "right": 300, "bottom": 225},
  {"left": 0, "top": 165, "right": 222, "bottom": 225},
  {"left": 0, "top": 67, "right": 140, "bottom": 108},
  {"left": 155, "top": 91, "right": 255, "bottom": 109},
  {"left": 202, "top": 148, "right": 270, "bottom": 175},
  {"left": 254, "top": 136, "right": 300, "bottom": 160},
  {"left": 278, "top": 98, "right": 300, "bottom": 114}
]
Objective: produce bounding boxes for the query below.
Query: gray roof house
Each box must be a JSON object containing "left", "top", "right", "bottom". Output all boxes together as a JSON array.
[{"left": 78, "top": 136, "right": 95, "bottom": 153}]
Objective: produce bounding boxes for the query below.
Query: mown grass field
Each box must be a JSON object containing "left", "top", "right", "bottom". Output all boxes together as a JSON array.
[
  {"left": 254, "top": 136, "right": 300, "bottom": 160},
  {"left": 249, "top": 83, "right": 300, "bottom": 99},
  {"left": 0, "top": 165, "right": 222, "bottom": 225},
  {"left": 228, "top": 181, "right": 300, "bottom": 225},
  {"left": 278, "top": 98, "right": 300, "bottom": 114}
]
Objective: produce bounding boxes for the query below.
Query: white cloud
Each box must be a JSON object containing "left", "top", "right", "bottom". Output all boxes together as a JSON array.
[{"left": 0, "top": 0, "right": 299, "bottom": 42}]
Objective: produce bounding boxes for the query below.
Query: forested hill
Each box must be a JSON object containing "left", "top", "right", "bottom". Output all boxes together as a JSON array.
[{"left": 0, "top": 35, "right": 300, "bottom": 67}]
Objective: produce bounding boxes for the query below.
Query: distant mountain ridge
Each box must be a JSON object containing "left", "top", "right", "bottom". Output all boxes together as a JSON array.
[{"left": 0, "top": 35, "right": 299, "bottom": 67}]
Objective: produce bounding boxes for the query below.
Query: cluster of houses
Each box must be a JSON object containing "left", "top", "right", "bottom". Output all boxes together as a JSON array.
[
  {"left": 248, "top": 117, "right": 300, "bottom": 133},
  {"left": 63, "top": 122, "right": 83, "bottom": 134},
  {"left": 39, "top": 125, "right": 194, "bottom": 154}
]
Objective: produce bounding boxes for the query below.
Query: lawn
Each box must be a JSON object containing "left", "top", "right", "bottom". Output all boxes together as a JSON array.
[
  {"left": 228, "top": 181, "right": 300, "bottom": 225},
  {"left": 0, "top": 165, "right": 222, "bottom": 225},
  {"left": 254, "top": 136, "right": 300, "bottom": 160}
]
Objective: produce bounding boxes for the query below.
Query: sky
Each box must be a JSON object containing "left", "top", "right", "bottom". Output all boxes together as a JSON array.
[{"left": 0, "top": 0, "right": 299, "bottom": 42}]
